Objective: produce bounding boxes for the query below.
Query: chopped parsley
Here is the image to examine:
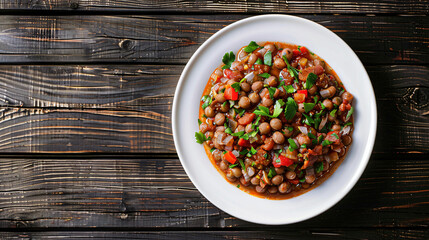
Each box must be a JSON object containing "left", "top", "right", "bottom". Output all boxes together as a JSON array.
[
  {"left": 302, "top": 113, "right": 315, "bottom": 126},
  {"left": 210, "top": 148, "right": 216, "bottom": 153},
  {"left": 346, "top": 106, "right": 354, "bottom": 119},
  {"left": 284, "top": 97, "right": 298, "bottom": 120},
  {"left": 344, "top": 122, "right": 353, "bottom": 126},
  {"left": 259, "top": 73, "right": 271, "bottom": 78},
  {"left": 305, "top": 73, "right": 317, "bottom": 89},
  {"left": 284, "top": 85, "right": 296, "bottom": 93},
  {"left": 243, "top": 41, "right": 261, "bottom": 53},
  {"left": 253, "top": 100, "right": 284, "bottom": 118},
  {"left": 322, "top": 139, "right": 333, "bottom": 147},
  {"left": 288, "top": 138, "right": 299, "bottom": 150},
  {"left": 229, "top": 163, "right": 239, "bottom": 168},
  {"left": 195, "top": 131, "right": 210, "bottom": 144},
  {"left": 264, "top": 50, "right": 273, "bottom": 66},
  {"left": 201, "top": 95, "right": 212, "bottom": 109},
  {"left": 222, "top": 51, "right": 235, "bottom": 69},
  {"left": 330, "top": 109, "right": 337, "bottom": 117},
  {"left": 268, "top": 167, "right": 277, "bottom": 178},
  {"left": 234, "top": 108, "right": 246, "bottom": 117},
  {"left": 231, "top": 131, "right": 245, "bottom": 137},
  {"left": 239, "top": 149, "right": 248, "bottom": 155},
  {"left": 315, "top": 161, "right": 324, "bottom": 173},
  {"left": 239, "top": 159, "right": 246, "bottom": 170},
  {"left": 268, "top": 87, "right": 277, "bottom": 100},
  {"left": 282, "top": 55, "right": 299, "bottom": 83},
  {"left": 198, "top": 119, "right": 202, "bottom": 125},
  {"left": 231, "top": 82, "right": 240, "bottom": 92},
  {"left": 308, "top": 132, "right": 316, "bottom": 139},
  {"left": 255, "top": 58, "right": 263, "bottom": 65},
  {"left": 304, "top": 102, "right": 315, "bottom": 113},
  {"left": 332, "top": 133, "right": 339, "bottom": 139}
]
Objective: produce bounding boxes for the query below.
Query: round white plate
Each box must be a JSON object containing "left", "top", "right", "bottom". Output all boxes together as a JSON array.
[{"left": 172, "top": 14, "right": 377, "bottom": 225}]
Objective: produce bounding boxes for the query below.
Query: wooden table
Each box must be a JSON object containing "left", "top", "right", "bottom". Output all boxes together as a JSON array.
[{"left": 0, "top": 1, "right": 427, "bottom": 239}]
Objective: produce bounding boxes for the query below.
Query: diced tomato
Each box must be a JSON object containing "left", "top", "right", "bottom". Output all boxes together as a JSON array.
[
  {"left": 224, "top": 69, "right": 233, "bottom": 79},
  {"left": 294, "top": 93, "right": 306, "bottom": 103},
  {"left": 224, "top": 151, "right": 237, "bottom": 164},
  {"left": 326, "top": 131, "right": 341, "bottom": 144},
  {"left": 272, "top": 155, "right": 295, "bottom": 168},
  {"left": 289, "top": 179, "right": 299, "bottom": 185},
  {"left": 300, "top": 46, "right": 308, "bottom": 55},
  {"left": 224, "top": 87, "right": 238, "bottom": 101},
  {"left": 238, "top": 112, "right": 255, "bottom": 125},
  {"left": 301, "top": 160, "right": 310, "bottom": 169},
  {"left": 238, "top": 138, "right": 251, "bottom": 147},
  {"left": 297, "top": 90, "right": 308, "bottom": 98},
  {"left": 293, "top": 49, "right": 300, "bottom": 57}
]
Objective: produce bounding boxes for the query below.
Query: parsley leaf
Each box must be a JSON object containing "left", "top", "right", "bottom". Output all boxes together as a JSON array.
[
  {"left": 332, "top": 133, "right": 339, "bottom": 139},
  {"left": 284, "top": 97, "right": 298, "bottom": 120},
  {"left": 284, "top": 85, "right": 296, "bottom": 93},
  {"left": 243, "top": 41, "right": 261, "bottom": 53},
  {"left": 346, "top": 106, "right": 354, "bottom": 119},
  {"left": 195, "top": 131, "right": 209, "bottom": 144},
  {"left": 231, "top": 131, "right": 245, "bottom": 137},
  {"left": 229, "top": 163, "right": 239, "bottom": 168},
  {"left": 268, "top": 87, "right": 276, "bottom": 100},
  {"left": 239, "top": 159, "right": 246, "bottom": 170},
  {"left": 210, "top": 148, "right": 216, "bottom": 153},
  {"left": 288, "top": 138, "right": 299, "bottom": 150},
  {"left": 239, "top": 149, "right": 248, "bottom": 155},
  {"left": 250, "top": 147, "right": 257, "bottom": 155},
  {"left": 234, "top": 108, "right": 246, "bottom": 117},
  {"left": 330, "top": 109, "right": 337, "bottom": 117},
  {"left": 259, "top": 73, "right": 271, "bottom": 78},
  {"left": 268, "top": 167, "right": 277, "bottom": 178},
  {"left": 322, "top": 139, "right": 333, "bottom": 147},
  {"left": 344, "top": 122, "right": 353, "bottom": 126},
  {"left": 282, "top": 55, "right": 299, "bottom": 83},
  {"left": 253, "top": 105, "right": 271, "bottom": 117},
  {"left": 305, "top": 73, "right": 317, "bottom": 89},
  {"left": 198, "top": 119, "right": 202, "bottom": 125},
  {"left": 302, "top": 113, "right": 315, "bottom": 126},
  {"left": 304, "top": 103, "right": 315, "bottom": 113},
  {"left": 308, "top": 132, "right": 316, "bottom": 139},
  {"left": 272, "top": 99, "right": 285, "bottom": 118},
  {"left": 222, "top": 51, "right": 235, "bottom": 69},
  {"left": 201, "top": 95, "right": 212, "bottom": 109},
  {"left": 231, "top": 82, "right": 240, "bottom": 92},
  {"left": 264, "top": 50, "right": 273, "bottom": 66},
  {"left": 255, "top": 58, "right": 263, "bottom": 65}
]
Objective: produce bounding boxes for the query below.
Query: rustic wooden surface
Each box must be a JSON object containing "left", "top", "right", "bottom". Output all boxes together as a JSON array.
[{"left": 0, "top": 0, "right": 427, "bottom": 239}]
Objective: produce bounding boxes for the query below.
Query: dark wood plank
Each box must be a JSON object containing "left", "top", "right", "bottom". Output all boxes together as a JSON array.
[
  {"left": 1, "top": 229, "right": 428, "bottom": 240},
  {"left": 0, "top": 0, "right": 427, "bottom": 14},
  {"left": 0, "top": 15, "right": 426, "bottom": 64},
  {"left": 0, "top": 64, "right": 426, "bottom": 153},
  {"left": 0, "top": 153, "right": 427, "bottom": 228}
]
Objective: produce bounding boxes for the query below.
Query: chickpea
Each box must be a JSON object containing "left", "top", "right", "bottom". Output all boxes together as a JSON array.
[
  {"left": 264, "top": 43, "right": 276, "bottom": 52},
  {"left": 230, "top": 167, "right": 242, "bottom": 178},
  {"left": 250, "top": 176, "right": 260, "bottom": 185},
  {"left": 305, "top": 174, "right": 316, "bottom": 184},
  {"left": 274, "top": 57, "right": 286, "bottom": 69},
  {"left": 332, "top": 124, "right": 341, "bottom": 131},
  {"left": 342, "top": 91, "right": 354, "bottom": 103},
  {"left": 262, "top": 97, "right": 274, "bottom": 107},
  {"left": 219, "top": 160, "right": 228, "bottom": 170},
  {"left": 275, "top": 167, "right": 285, "bottom": 175},
  {"left": 332, "top": 96, "right": 342, "bottom": 106},
  {"left": 282, "top": 48, "right": 293, "bottom": 61},
  {"left": 278, "top": 182, "right": 291, "bottom": 193},
  {"left": 308, "top": 85, "right": 318, "bottom": 95},
  {"left": 248, "top": 53, "right": 258, "bottom": 65},
  {"left": 268, "top": 186, "right": 278, "bottom": 194},
  {"left": 271, "top": 175, "right": 284, "bottom": 185},
  {"left": 240, "top": 82, "right": 251, "bottom": 92},
  {"left": 248, "top": 92, "right": 260, "bottom": 104},
  {"left": 270, "top": 118, "right": 282, "bottom": 130},
  {"left": 238, "top": 96, "right": 251, "bottom": 109},
  {"left": 204, "top": 106, "right": 215, "bottom": 118},
  {"left": 285, "top": 171, "right": 296, "bottom": 180},
  {"left": 272, "top": 131, "right": 285, "bottom": 144},
  {"left": 259, "top": 122, "right": 271, "bottom": 135},
  {"left": 214, "top": 113, "right": 225, "bottom": 125},
  {"left": 215, "top": 92, "right": 226, "bottom": 103},
  {"left": 245, "top": 124, "right": 253, "bottom": 133},
  {"left": 266, "top": 76, "right": 278, "bottom": 87},
  {"left": 297, "top": 133, "right": 311, "bottom": 146},
  {"left": 255, "top": 185, "right": 266, "bottom": 193},
  {"left": 342, "top": 135, "right": 352, "bottom": 145},
  {"left": 322, "top": 99, "right": 333, "bottom": 110},
  {"left": 251, "top": 81, "right": 264, "bottom": 92}
]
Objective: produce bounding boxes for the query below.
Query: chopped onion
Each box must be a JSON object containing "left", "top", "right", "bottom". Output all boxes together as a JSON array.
[
  {"left": 223, "top": 135, "right": 234, "bottom": 146},
  {"left": 247, "top": 167, "right": 255, "bottom": 177},
  {"left": 242, "top": 171, "right": 250, "bottom": 181},
  {"left": 232, "top": 150, "right": 240, "bottom": 158},
  {"left": 217, "top": 132, "right": 225, "bottom": 146},
  {"left": 238, "top": 49, "right": 248, "bottom": 61},
  {"left": 244, "top": 72, "right": 255, "bottom": 83},
  {"left": 224, "top": 145, "right": 233, "bottom": 151},
  {"left": 319, "top": 114, "right": 328, "bottom": 130},
  {"left": 320, "top": 88, "right": 331, "bottom": 98},
  {"left": 340, "top": 125, "right": 351, "bottom": 135},
  {"left": 228, "top": 119, "right": 237, "bottom": 132},
  {"left": 298, "top": 126, "right": 308, "bottom": 135},
  {"left": 332, "top": 146, "right": 342, "bottom": 153}
]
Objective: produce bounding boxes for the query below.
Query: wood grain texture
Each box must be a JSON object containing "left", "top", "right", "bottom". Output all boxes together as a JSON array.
[
  {"left": 0, "top": 153, "right": 427, "bottom": 228},
  {"left": 0, "top": 64, "right": 427, "bottom": 153},
  {"left": 0, "top": 15, "right": 426, "bottom": 64},
  {"left": 0, "top": 0, "right": 427, "bottom": 14},
  {"left": 1, "top": 229, "right": 428, "bottom": 240}
]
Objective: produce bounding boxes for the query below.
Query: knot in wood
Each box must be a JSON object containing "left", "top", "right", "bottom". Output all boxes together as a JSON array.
[
  {"left": 118, "top": 39, "right": 134, "bottom": 50},
  {"left": 70, "top": 2, "right": 79, "bottom": 9},
  {"left": 404, "top": 87, "right": 428, "bottom": 109}
]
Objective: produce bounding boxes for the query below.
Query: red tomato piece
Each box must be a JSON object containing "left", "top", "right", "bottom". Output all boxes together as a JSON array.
[
  {"left": 224, "top": 87, "right": 238, "bottom": 101},
  {"left": 224, "top": 151, "right": 237, "bottom": 164},
  {"left": 238, "top": 113, "right": 255, "bottom": 125},
  {"left": 297, "top": 90, "right": 308, "bottom": 98},
  {"left": 272, "top": 155, "right": 294, "bottom": 168},
  {"left": 289, "top": 179, "right": 299, "bottom": 185},
  {"left": 238, "top": 138, "right": 251, "bottom": 147},
  {"left": 300, "top": 46, "right": 308, "bottom": 55},
  {"left": 224, "top": 69, "right": 233, "bottom": 79},
  {"left": 293, "top": 49, "right": 300, "bottom": 57},
  {"left": 326, "top": 131, "right": 341, "bottom": 144}
]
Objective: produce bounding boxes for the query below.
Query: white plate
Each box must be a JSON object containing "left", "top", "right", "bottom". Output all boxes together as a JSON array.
[{"left": 172, "top": 14, "right": 377, "bottom": 225}]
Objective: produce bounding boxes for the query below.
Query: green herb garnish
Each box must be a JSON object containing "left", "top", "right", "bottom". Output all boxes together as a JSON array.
[
  {"left": 222, "top": 51, "right": 235, "bottom": 69},
  {"left": 231, "top": 82, "right": 240, "bottom": 92},
  {"left": 288, "top": 138, "right": 299, "bottom": 150},
  {"left": 305, "top": 73, "right": 317, "bottom": 89},
  {"left": 259, "top": 73, "right": 271, "bottom": 78},
  {"left": 304, "top": 103, "right": 315, "bottom": 113},
  {"left": 284, "top": 85, "right": 296, "bottom": 93},
  {"left": 264, "top": 50, "right": 273, "bottom": 66},
  {"left": 346, "top": 106, "right": 354, "bottom": 119},
  {"left": 330, "top": 109, "right": 337, "bottom": 117},
  {"left": 315, "top": 162, "right": 324, "bottom": 173},
  {"left": 255, "top": 58, "right": 263, "bottom": 65},
  {"left": 322, "top": 139, "right": 333, "bottom": 147},
  {"left": 268, "top": 167, "right": 277, "bottom": 178},
  {"left": 284, "top": 97, "right": 298, "bottom": 120},
  {"left": 201, "top": 95, "right": 212, "bottom": 109},
  {"left": 195, "top": 131, "right": 210, "bottom": 144},
  {"left": 243, "top": 41, "right": 261, "bottom": 53}
]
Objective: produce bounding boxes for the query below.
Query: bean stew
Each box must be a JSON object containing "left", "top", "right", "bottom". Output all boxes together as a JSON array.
[{"left": 195, "top": 41, "right": 355, "bottom": 199}]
